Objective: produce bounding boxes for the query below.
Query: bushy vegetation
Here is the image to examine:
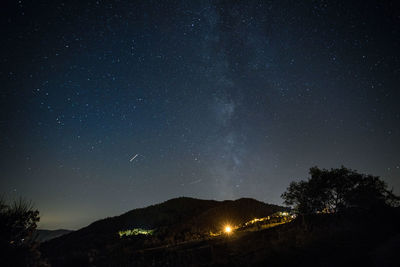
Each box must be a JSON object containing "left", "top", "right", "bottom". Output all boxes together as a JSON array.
[
  {"left": 0, "top": 198, "right": 48, "bottom": 267},
  {"left": 281, "top": 166, "right": 400, "bottom": 214}
]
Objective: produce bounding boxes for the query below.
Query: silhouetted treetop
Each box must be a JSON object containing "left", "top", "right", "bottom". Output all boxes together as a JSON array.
[
  {"left": 0, "top": 197, "right": 48, "bottom": 267},
  {"left": 281, "top": 166, "right": 400, "bottom": 214}
]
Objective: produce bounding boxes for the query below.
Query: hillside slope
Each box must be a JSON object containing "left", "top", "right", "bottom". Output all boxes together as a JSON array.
[
  {"left": 41, "top": 197, "right": 288, "bottom": 266},
  {"left": 95, "top": 208, "right": 400, "bottom": 267}
]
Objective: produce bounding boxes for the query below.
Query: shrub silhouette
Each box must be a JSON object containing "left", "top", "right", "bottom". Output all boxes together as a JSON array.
[
  {"left": 282, "top": 166, "right": 400, "bottom": 214},
  {"left": 0, "top": 198, "right": 48, "bottom": 267}
]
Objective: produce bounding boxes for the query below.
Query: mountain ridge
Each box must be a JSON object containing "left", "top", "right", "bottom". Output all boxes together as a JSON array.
[
  {"left": 41, "top": 196, "right": 289, "bottom": 265},
  {"left": 34, "top": 229, "right": 73, "bottom": 243}
]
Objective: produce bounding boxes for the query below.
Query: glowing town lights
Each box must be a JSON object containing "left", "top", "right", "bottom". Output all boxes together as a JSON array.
[
  {"left": 224, "top": 225, "right": 232, "bottom": 234},
  {"left": 118, "top": 228, "right": 154, "bottom": 237}
]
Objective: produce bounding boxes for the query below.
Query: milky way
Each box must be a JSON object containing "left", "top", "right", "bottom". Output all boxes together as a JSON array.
[{"left": 1, "top": 0, "right": 399, "bottom": 229}]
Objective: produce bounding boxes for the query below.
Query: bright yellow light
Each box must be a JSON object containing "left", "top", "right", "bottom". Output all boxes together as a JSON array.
[{"left": 224, "top": 225, "right": 232, "bottom": 234}]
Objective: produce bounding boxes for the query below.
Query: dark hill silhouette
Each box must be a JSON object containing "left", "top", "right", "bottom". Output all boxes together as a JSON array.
[
  {"left": 41, "top": 197, "right": 288, "bottom": 266},
  {"left": 75, "top": 197, "right": 219, "bottom": 235}
]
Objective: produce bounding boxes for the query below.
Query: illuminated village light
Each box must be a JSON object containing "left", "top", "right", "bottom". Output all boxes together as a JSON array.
[
  {"left": 210, "top": 213, "right": 294, "bottom": 237},
  {"left": 118, "top": 228, "right": 154, "bottom": 237}
]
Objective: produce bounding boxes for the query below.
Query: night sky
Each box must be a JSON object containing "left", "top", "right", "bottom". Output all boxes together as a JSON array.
[{"left": 1, "top": 0, "right": 399, "bottom": 230}]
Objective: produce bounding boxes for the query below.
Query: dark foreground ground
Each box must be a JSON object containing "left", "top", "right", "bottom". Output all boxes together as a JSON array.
[{"left": 42, "top": 207, "right": 400, "bottom": 267}]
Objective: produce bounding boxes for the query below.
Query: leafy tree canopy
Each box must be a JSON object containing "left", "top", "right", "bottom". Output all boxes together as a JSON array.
[{"left": 281, "top": 166, "right": 400, "bottom": 214}]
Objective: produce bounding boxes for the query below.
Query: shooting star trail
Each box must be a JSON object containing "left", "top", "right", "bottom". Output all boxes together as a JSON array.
[
  {"left": 189, "top": 179, "right": 202, "bottom": 185},
  {"left": 130, "top": 154, "right": 139, "bottom": 162}
]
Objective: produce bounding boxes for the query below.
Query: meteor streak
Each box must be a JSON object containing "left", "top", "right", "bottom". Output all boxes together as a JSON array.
[
  {"left": 130, "top": 154, "right": 139, "bottom": 162},
  {"left": 189, "top": 179, "right": 202, "bottom": 185}
]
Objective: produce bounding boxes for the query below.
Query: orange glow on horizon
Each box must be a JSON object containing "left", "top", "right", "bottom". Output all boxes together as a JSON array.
[{"left": 224, "top": 225, "right": 232, "bottom": 234}]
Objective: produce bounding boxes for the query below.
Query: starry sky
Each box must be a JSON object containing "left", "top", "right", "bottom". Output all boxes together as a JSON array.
[{"left": 1, "top": 0, "right": 399, "bottom": 230}]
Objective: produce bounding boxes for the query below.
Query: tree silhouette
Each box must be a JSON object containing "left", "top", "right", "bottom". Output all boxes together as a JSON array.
[
  {"left": 282, "top": 166, "right": 400, "bottom": 214},
  {"left": 0, "top": 198, "right": 48, "bottom": 267}
]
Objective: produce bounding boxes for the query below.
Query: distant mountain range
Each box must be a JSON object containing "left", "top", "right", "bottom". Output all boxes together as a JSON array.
[{"left": 35, "top": 229, "right": 73, "bottom": 243}]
